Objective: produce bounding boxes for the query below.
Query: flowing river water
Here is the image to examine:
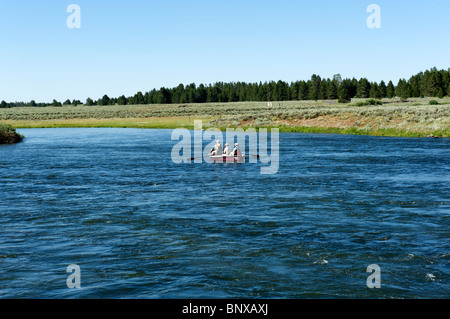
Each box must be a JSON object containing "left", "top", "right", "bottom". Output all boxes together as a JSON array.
[{"left": 0, "top": 128, "right": 448, "bottom": 298}]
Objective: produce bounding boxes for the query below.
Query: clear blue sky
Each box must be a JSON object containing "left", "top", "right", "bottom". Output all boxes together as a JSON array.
[{"left": 1, "top": 0, "right": 449, "bottom": 103}]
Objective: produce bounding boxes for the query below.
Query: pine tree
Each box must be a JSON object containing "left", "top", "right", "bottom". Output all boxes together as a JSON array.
[
  {"left": 386, "top": 81, "right": 395, "bottom": 98},
  {"left": 319, "top": 79, "right": 329, "bottom": 100},
  {"left": 207, "top": 85, "right": 219, "bottom": 103},
  {"left": 290, "top": 82, "right": 299, "bottom": 101},
  {"left": 338, "top": 79, "right": 352, "bottom": 103},
  {"left": 369, "top": 82, "right": 380, "bottom": 99},
  {"left": 85, "top": 97, "right": 94, "bottom": 106},
  {"left": 98, "top": 94, "right": 110, "bottom": 106},
  {"left": 309, "top": 75, "right": 321, "bottom": 101},
  {"left": 117, "top": 95, "right": 127, "bottom": 105},
  {"left": 429, "top": 71, "right": 443, "bottom": 97},
  {"left": 356, "top": 78, "right": 371, "bottom": 98},
  {"left": 396, "top": 79, "right": 410, "bottom": 101},
  {"left": 350, "top": 78, "right": 358, "bottom": 98},
  {"left": 219, "top": 86, "right": 228, "bottom": 102},
  {"left": 133, "top": 91, "right": 144, "bottom": 104},
  {"left": 328, "top": 80, "right": 338, "bottom": 99},
  {"left": 409, "top": 73, "right": 422, "bottom": 97},
  {"left": 379, "top": 81, "right": 387, "bottom": 98},
  {"left": 229, "top": 88, "right": 238, "bottom": 102},
  {"left": 158, "top": 87, "right": 171, "bottom": 104},
  {"left": 196, "top": 84, "right": 207, "bottom": 103},
  {"left": 276, "top": 80, "right": 288, "bottom": 101},
  {"left": 179, "top": 91, "right": 187, "bottom": 104},
  {"left": 298, "top": 81, "right": 309, "bottom": 100},
  {"left": 52, "top": 99, "right": 62, "bottom": 107},
  {"left": 148, "top": 89, "right": 158, "bottom": 104},
  {"left": 441, "top": 69, "right": 450, "bottom": 96},
  {"left": 257, "top": 83, "right": 268, "bottom": 101},
  {"left": 268, "top": 81, "right": 276, "bottom": 101}
]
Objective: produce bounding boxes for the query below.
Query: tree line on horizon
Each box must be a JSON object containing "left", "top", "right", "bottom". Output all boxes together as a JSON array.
[{"left": 1, "top": 67, "right": 449, "bottom": 108}]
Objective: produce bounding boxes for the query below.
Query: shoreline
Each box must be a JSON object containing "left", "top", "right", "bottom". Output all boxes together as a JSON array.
[
  {"left": 6, "top": 116, "right": 448, "bottom": 138},
  {"left": 1, "top": 98, "right": 449, "bottom": 138}
]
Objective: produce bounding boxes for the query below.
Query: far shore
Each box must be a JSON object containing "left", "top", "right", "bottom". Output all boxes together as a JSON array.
[
  {"left": 4, "top": 116, "right": 448, "bottom": 138},
  {"left": 1, "top": 98, "right": 449, "bottom": 138}
]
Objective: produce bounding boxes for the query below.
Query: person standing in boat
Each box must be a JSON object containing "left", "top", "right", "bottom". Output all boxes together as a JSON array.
[
  {"left": 210, "top": 140, "right": 223, "bottom": 155},
  {"left": 232, "top": 143, "right": 241, "bottom": 156},
  {"left": 223, "top": 143, "right": 232, "bottom": 155}
]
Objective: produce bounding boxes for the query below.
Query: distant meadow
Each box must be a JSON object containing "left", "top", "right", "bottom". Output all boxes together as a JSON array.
[{"left": 1, "top": 97, "right": 448, "bottom": 138}]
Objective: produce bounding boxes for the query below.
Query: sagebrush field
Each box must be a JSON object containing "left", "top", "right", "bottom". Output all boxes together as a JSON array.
[{"left": 1, "top": 97, "right": 448, "bottom": 137}]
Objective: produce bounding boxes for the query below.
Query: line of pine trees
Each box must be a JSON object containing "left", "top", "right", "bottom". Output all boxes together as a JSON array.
[{"left": 1, "top": 67, "right": 449, "bottom": 108}]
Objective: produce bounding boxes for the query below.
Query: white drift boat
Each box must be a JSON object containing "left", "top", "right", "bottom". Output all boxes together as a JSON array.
[{"left": 209, "top": 154, "right": 246, "bottom": 163}]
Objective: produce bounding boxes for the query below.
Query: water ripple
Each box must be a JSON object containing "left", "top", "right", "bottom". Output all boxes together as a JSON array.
[{"left": 0, "top": 129, "right": 448, "bottom": 298}]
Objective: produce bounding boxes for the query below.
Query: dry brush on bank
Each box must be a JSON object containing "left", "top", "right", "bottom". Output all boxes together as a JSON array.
[{"left": 0, "top": 98, "right": 448, "bottom": 137}]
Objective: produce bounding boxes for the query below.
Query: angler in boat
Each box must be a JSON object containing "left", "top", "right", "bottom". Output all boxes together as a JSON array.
[
  {"left": 232, "top": 143, "right": 241, "bottom": 156},
  {"left": 223, "top": 143, "right": 232, "bottom": 155},
  {"left": 209, "top": 142, "right": 245, "bottom": 163},
  {"left": 210, "top": 140, "right": 223, "bottom": 155}
]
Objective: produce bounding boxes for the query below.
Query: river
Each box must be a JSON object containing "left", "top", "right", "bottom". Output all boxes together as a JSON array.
[{"left": 0, "top": 128, "right": 448, "bottom": 298}]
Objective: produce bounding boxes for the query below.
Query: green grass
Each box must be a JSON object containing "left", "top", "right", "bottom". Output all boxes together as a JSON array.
[
  {"left": 0, "top": 97, "right": 448, "bottom": 137},
  {"left": 271, "top": 125, "right": 448, "bottom": 137}
]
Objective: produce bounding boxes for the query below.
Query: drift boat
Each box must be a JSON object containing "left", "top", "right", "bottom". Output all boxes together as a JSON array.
[{"left": 209, "top": 154, "right": 246, "bottom": 163}]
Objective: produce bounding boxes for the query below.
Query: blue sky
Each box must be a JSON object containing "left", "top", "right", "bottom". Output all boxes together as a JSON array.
[{"left": 0, "top": 0, "right": 449, "bottom": 103}]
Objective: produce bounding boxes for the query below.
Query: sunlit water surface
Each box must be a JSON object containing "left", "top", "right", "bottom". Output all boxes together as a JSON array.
[{"left": 0, "top": 128, "right": 448, "bottom": 298}]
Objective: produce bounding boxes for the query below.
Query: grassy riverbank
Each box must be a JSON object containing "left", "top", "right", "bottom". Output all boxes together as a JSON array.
[{"left": 1, "top": 98, "right": 448, "bottom": 137}]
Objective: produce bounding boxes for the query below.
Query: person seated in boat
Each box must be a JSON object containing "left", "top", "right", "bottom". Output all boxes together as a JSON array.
[
  {"left": 210, "top": 140, "right": 223, "bottom": 155},
  {"left": 223, "top": 143, "right": 232, "bottom": 155},
  {"left": 232, "top": 143, "right": 241, "bottom": 156}
]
